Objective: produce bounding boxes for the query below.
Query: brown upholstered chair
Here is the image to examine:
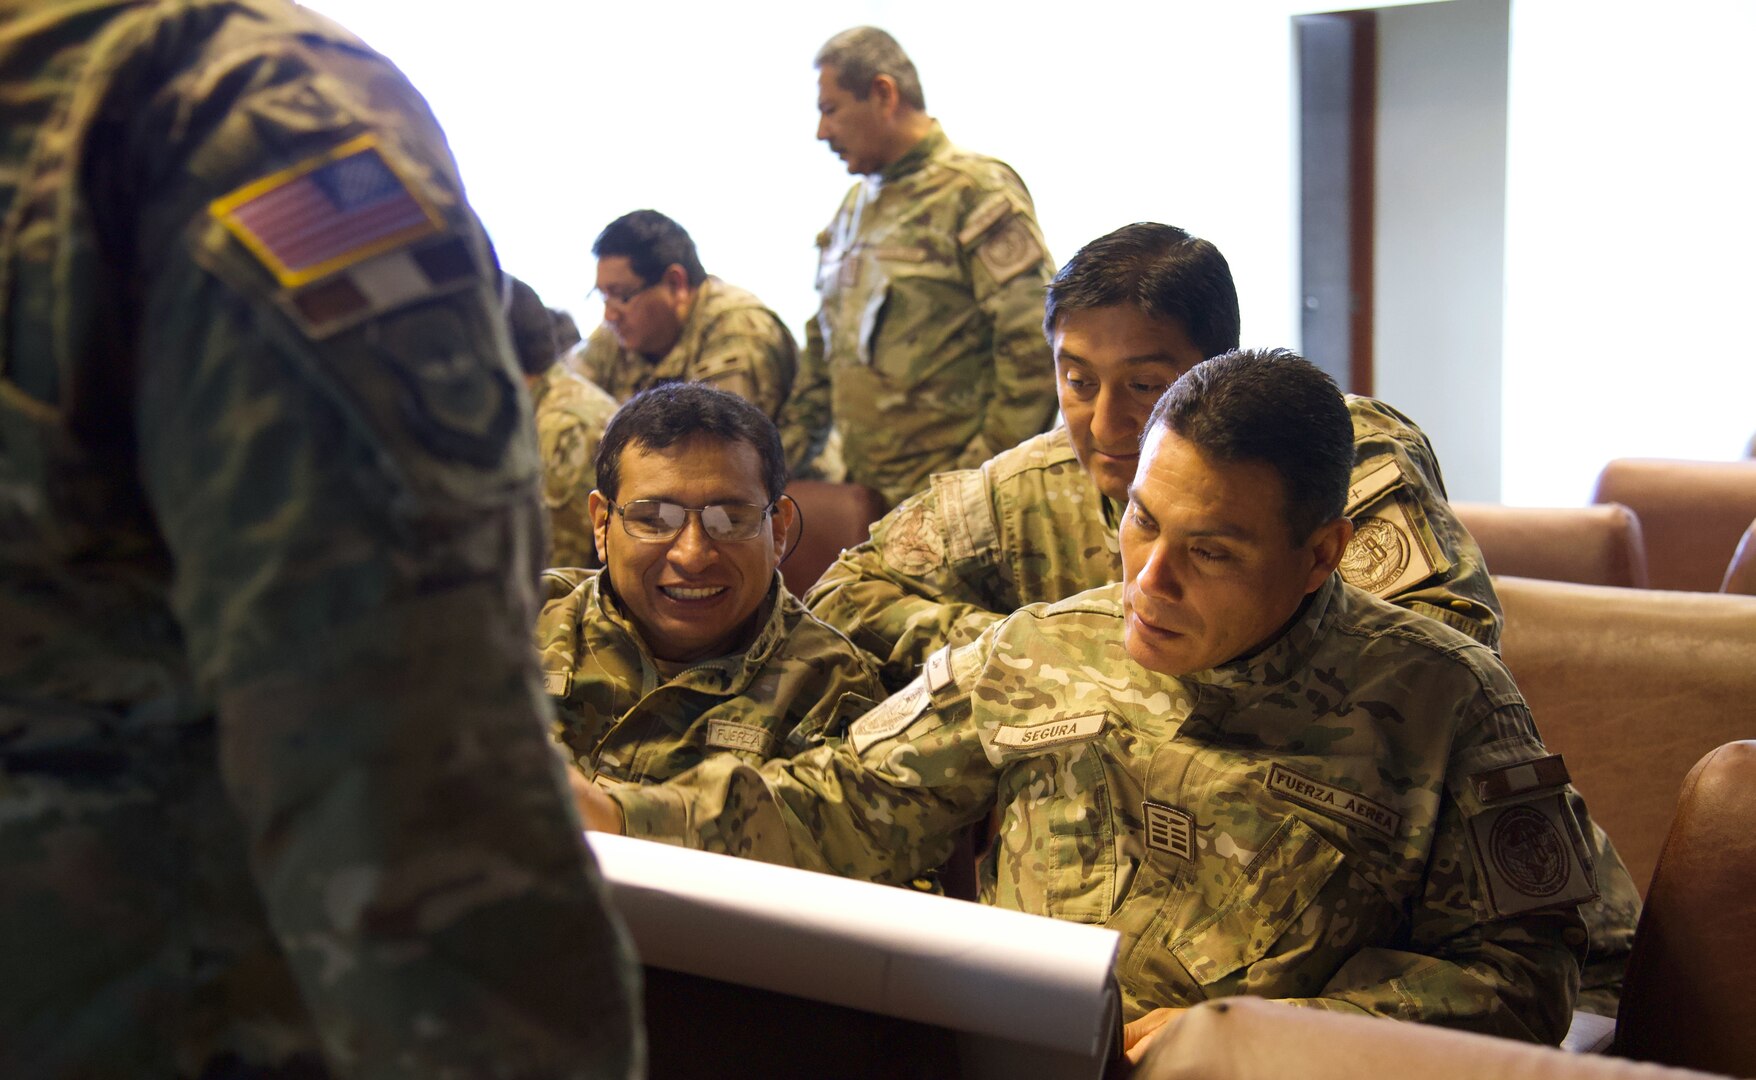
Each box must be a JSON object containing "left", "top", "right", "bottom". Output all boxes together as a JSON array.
[
  {"left": 1721, "top": 518, "right": 1756, "bottom": 595},
  {"left": 1495, "top": 576, "right": 1756, "bottom": 896},
  {"left": 1591, "top": 458, "right": 1756, "bottom": 591},
  {"left": 1455, "top": 502, "right": 1649, "bottom": 587},
  {"left": 777, "top": 480, "right": 887, "bottom": 597},
  {"left": 1136, "top": 996, "right": 1729, "bottom": 1080},
  {"left": 1614, "top": 741, "right": 1756, "bottom": 1077}
]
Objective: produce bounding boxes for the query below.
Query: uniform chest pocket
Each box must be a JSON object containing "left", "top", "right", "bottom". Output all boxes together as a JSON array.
[
  {"left": 994, "top": 736, "right": 1116, "bottom": 924},
  {"left": 1171, "top": 813, "right": 1349, "bottom": 986}
]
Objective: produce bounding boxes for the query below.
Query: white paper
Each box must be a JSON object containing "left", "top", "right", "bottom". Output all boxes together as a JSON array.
[{"left": 587, "top": 832, "right": 1121, "bottom": 1059}]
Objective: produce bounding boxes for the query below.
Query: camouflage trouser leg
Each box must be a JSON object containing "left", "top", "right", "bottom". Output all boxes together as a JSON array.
[{"left": 0, "top": 727, "right": 326, "bottom": 1079}]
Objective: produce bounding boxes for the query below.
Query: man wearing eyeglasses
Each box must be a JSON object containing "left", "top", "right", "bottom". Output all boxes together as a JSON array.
[
  {"left": 536, "top": 383, "right": 884, "bottom": 788},
  {"left": 571, "top": 210, "right": 823, "bottom": 475}
]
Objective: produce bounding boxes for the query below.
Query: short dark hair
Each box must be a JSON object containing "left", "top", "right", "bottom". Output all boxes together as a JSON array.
[
  {"left": 592, "top": 210, "right": 706, "bottom": 288},
  {"left": 595, "top": 383, "right": 788, "bottom": 504},
  {"left": 503, "top": 274, "right": 558, "bottom": 376},
  {"left": 815, "top": 27, "right": 927, "bottom": 112},
  {"left": 1044, "top": 223, "right": 1241, "bottom": 361},
  {"left": 1147, "top": 348, "right": 1352, "bottom": 543}
]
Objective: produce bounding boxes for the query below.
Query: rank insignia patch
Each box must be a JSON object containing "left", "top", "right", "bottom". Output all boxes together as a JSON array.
[
  {"left": 212, "top": 134, "right": 442, "bottom": 288},
  {"left": 1143, "top": 801, "right": 1195, "bottom": 860}
]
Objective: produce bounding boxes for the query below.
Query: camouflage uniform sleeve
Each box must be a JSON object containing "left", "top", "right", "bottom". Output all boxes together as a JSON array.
[
  {"left": 571, "top": 325, "right": 622, "bottom": 395},
  {"left": 779, "top": 279, "right": 834, "bottom": 477},
  {"left": 804, "top": 471, "right": 1009, "bottom": 692},
  {"left": 1274, "top": 703, "right": 1588, "bottom": 1044},
  {"left": 611, "top": 638, "right": 1000, "bottom": 883},
  {"left": 1342, "top": 398, "right": 1502, "bottom": 647},
  {"left": 953, "top": 178, "right": 1057, "bottom": 467},
  {"left": 693, "top": 308, "right": 798, "bottom": 421},
  {"left": 536, "top": 393, "right": 603, "bottom": 570},
  {"left": 124, "top": 25, "right": 638, "bottom": 1077}
]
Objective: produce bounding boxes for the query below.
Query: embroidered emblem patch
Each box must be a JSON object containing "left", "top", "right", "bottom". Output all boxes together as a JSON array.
[
  {"left": 1143, "top": 801, "right": 1195, "bottom": 860},
  {"left": 990, "top": 711, "right": 1108, "bottom": 751},
  {"left": 1489, "top": 805, "right": 1568, "bottom": 897},
  {"left": 705, "top": 720, "right": 774, "bottom": 756},
  {"left": 1468, "top": 795, "right": 1598, "bottom": 917},
  {"left": 1340, "top": 516, "right": 1410, "bottom": 594},
  {"left": 542, "top": 671, "right": 571, "bottom": 697},
  {"left": 882, "top": 500, "right": 946, "bottom": 575},
  {"left": 1266, "top": 764, "right": 1402, "bottom": 840},
  {"left": 211, "top": 134, "right": 441, "bottom": 288},
  {"left": 850, "top": 680, "right": 932, "bottom": 755},
  {"left": 974, "top": 216, "right": 1042, "bottom": 286}
]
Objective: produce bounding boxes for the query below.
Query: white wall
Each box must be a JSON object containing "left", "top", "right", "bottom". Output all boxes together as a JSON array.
[
  {"left": 300, "top": 0, "right": 1307, "bottom": 357},
  {"left": 1502, "top": 0, "right": 1756, "bottom": 504},
  {"left": 1374, "top": 0, "right": 1508, "bottom": 502}
]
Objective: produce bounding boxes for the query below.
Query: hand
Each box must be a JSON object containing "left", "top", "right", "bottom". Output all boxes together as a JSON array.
[
  {"left": 1123, "top": 1006, "right": 1187, "bottom": 1065},
  {"left": 568, "top": 769, "right": 626, "bottom": 834}
]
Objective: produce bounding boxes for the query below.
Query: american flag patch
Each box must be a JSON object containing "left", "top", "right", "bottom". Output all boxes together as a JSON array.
[{"left": 211, "top": 134, "right": 441, "bottom": 288}]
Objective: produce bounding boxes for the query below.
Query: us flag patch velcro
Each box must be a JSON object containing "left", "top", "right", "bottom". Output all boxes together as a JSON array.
[{"left": 211, "top": 134, "right": 442, "bottom": 288}]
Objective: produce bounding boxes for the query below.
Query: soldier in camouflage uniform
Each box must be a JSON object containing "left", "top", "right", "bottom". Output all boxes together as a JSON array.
[
  {"left": 508, "top": 275, "right": 619, "bottom": 568},
  {"left": 587, "top": 352, "right": 1602, "bottom": 1051},
  {"left": 0, "top": 3, "right": 640, "bottom": 1076},
  {"left": 572, "top": 210, "right": 812, "bottom": 471},
  {"left": 540, "top": 383, "right": 883, "bottom": 786},
  {"left": 784, "top": 27, "right": 1058, "bottom": 508},
  {"left": 806, "top": 222, "right": 1639, "bottom": 1018}
]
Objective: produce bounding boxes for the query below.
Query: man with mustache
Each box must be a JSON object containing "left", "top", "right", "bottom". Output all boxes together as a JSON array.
[
  {"left": 538, "top": 384, "right": 883, "bottom": 786},
  {"left": 784, "top": 26, "right": 1058, "bottom": 508}
]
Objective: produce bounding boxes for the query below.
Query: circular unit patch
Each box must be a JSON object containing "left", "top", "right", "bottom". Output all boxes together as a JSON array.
[
  {"left": 1339, "top": 516, "right": 1410, "bottom": 594},
  {"left": 882, "top": 501, "right": 946, "bottom": 575},
  {"left": 1488, "top": 805, "right": 1569, "bottom": 898}
]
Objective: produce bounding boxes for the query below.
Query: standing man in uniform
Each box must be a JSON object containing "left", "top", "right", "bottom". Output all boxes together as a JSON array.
[
  {"left": 573, "top": 210, "right": 817, "bottom": 474},
  {"left": 784, "top": 26, "right": 1059, "bottom": 508},
  {"left": 0, "top": 2, "right": 640, "bottom": 1076},
  {"left": 509, "top": 274, "right": 619, "bottom": 568},
  {"left": 582, "top": 351, "right": 1602, "bottom": 1051}
]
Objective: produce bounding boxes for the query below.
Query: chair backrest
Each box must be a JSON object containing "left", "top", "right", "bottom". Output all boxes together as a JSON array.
[
  {"left": 778, "top": 480, "right": 888, "bottom": 597},
  {"left": 1592, "top": 458, "right": 1756, "bottom": 591},
  {"left": 1137, "top": 995, "right": 1728, "bottom": 1080},
  {"left": 1615, "top": 741, "right": 1756, "bottom": 1078},
  {"left": 1721, "top": 518, "right": 1756, "bottom": 595},
  {"left": 1495, "top": 576, "right": 1756, "bottom": 895},
  {"left": 1455, "top": 502, "right": 1649, "bottom": 588}
]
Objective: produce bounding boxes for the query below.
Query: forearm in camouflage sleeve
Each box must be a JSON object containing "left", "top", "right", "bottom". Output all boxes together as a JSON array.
[
  {"left": 804, "top": 484, "right": 1010, "bottom": 692},
  {"left": 779, "top": 313, "right": 834, "bottom": 476},
  {"left": 615, "top": 679, "right": 997, "bottom": 885}
]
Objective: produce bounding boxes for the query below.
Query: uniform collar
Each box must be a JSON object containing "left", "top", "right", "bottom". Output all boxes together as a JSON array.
[
  {"left": 1179, "top": 574, "right": 1340, "bottom": 699},
  {"left": 879, "top": 121, "right": 948, "bottom": 183}
]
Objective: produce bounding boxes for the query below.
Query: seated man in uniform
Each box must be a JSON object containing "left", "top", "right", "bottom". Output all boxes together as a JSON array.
[
  {"left": 803, "top": 222, "right": 1638, "bottom": 1017},
  {"left": 506, "top": 274, "right": 617, "bottom": 569},
  {"left": 580, "top": 351, "right": 1602, "bottom": 1055},
  {"left": 537, "top": 383, "right": 883, "bottom": 785},
  {"left": 571, "top": 210, "right": 822, "bottom": 475}
]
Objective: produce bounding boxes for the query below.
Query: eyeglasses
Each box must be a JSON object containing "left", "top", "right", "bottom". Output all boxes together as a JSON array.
[
  {"left": 592, "top": 279, "right": 663, "bottom": 310},
  {"left": 608, "top": 499, "right": 775, "bottom": 542}
]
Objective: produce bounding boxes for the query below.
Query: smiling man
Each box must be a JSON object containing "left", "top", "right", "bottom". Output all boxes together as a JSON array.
[
  {"left": 571, "top": 211, "right": 818, "bottom": 474},
  {"left": 582, "top": 351, "right": 1605, "bottom": 1053},
  {"left": 779, "top": 26, "right": 1057, "bottom": 508},
  {"left": 535, "top": 383, "right": 882, "bottom": 786}
]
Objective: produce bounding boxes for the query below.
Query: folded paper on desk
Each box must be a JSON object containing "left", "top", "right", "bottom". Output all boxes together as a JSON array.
[{"left": 588, "top": 833, "right": 1122, "bottom": 1072}]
